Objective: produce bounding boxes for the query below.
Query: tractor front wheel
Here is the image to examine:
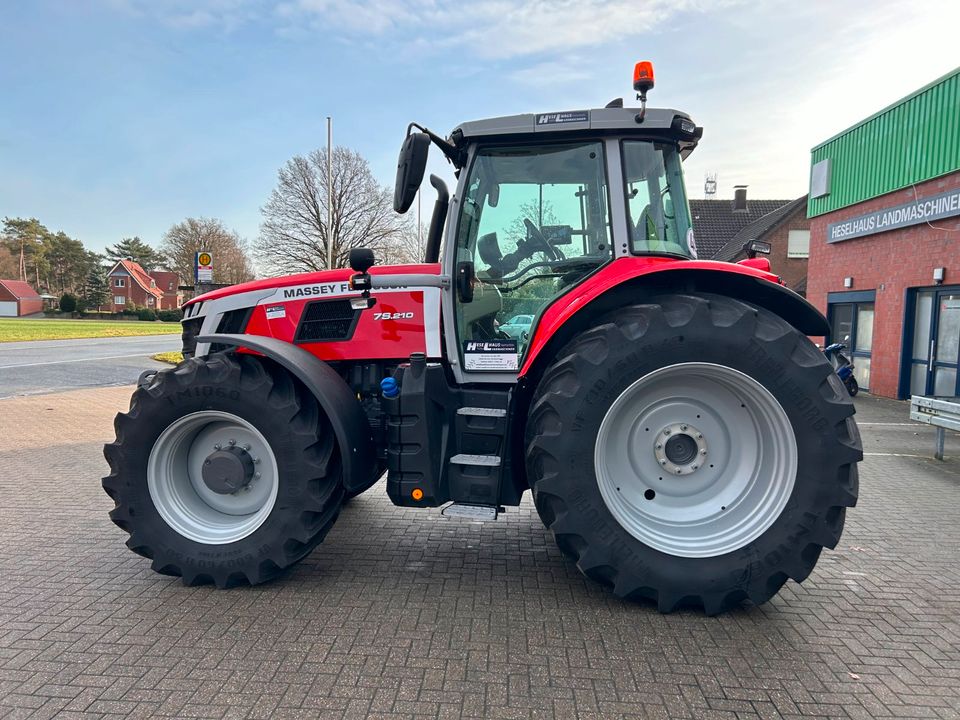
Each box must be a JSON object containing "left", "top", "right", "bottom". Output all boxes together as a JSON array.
[
  {"left": 103, "top": 353, "right": 344, "bottom": 587},
  {"left": 526, "top": 293, "right": 862, "bottom": 614}
]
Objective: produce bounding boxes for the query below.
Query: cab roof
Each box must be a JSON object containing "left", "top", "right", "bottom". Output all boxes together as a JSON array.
[{"left": 450, "top": 106, "right": 702, "bottom": 158}]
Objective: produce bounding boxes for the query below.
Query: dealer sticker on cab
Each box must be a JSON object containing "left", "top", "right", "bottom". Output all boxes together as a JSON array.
[
  {"left": 463, "top": 339, "right": 518, "bottom": 371},
  {"left": 265, "top": 305, "right": 286, "bottom": 320}
]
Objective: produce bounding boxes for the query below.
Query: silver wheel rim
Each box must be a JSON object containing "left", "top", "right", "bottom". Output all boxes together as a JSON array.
[
  {"left": 147, "top": 411, "right": 279, "bottom": 545},
  {"left": 594, "top": 362, "right": 797, "bottom": 558}
]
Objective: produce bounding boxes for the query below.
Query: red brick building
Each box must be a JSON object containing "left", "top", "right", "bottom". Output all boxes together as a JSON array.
[
  {"left": 148, "top": 271, "right": 183, "bottom": 309},
  {"left": 0, "top": 279, "right": 43, "bottom": 316},
  {"left": 106, "top": 260, "right": 165, "bottom": 312},
  {"left": 806, "top": 68, "right": 960, "bottom": 398}
]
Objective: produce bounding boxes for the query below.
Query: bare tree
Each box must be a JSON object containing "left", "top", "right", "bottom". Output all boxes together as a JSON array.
[
  {"left": 160, "top": 218, "right": 255, "bottom": 286},
  {"left": 380, "top": 219, "right": 430, "bottom": 265},
  {"left": 255, "top": 146, "right": 408, "bottom": 275}
]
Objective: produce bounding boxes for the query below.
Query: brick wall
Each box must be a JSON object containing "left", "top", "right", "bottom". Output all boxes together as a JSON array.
[
  {"left": 109, "top": 275, "right": 155, "bottom": 312},
  {"left": 807, "top": 171, "right": 960, "bottom": 398},
  {"left": 762, "top": 204, "right": 810, "bottom": 292}
]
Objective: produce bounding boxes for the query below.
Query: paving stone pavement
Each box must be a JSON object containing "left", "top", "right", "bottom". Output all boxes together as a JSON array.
[{"left": 1, "top": 386, "right": 959, "bottom": 720}]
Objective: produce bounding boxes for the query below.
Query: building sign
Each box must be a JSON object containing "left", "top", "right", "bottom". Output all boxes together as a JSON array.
[
  {"left": 195, "top": 251, "right": 213, "bottom": 283},
  {"left": 827, "top": 188, "right": 960, "bottom": 243}
]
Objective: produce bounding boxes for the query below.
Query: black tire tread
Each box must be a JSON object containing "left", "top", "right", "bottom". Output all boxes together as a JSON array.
[
  {"left": 526, "top": 293, "right": 862, "bottom": 614},
  {"left": 103, "top": 353, "right": 343, "bottom": 588}
]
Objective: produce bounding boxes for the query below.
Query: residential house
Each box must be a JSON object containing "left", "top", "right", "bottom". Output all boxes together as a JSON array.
[
  {"left": 689, "top": 187, "right": 794, "bottom": 259},
  {"left": 106, "top": 259, "right": 164, "bottom": 312},
  {"left": 712, "top": 195, "right": 811, "bottom": 295},
  {"left": 148, "top": 270, "right": 183, "bottom": 310}
]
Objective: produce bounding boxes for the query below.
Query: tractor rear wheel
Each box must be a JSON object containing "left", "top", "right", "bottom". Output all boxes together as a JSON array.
[
  {"left": 103, "top": 352, "right": 344, "bottom": 587},
  {"left": 526, "top": 293, "right": 861, "bottom": 614}
]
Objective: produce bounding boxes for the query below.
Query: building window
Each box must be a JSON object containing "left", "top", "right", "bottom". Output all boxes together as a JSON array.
[
  {"left": 787, "top": 230, "right": 810, "bottom": 258},
  {"left": 168, "top": 282, "right": 174, "bottom": 290},
  {"left": 114, "top": 295, "right": 126, "bottom": 305},
  {"left": 828, "top": 296, "right": 875, "bottom": 391},
  {"left": 115, "top": 277, "right": 125, "bottom": 288},
  {"left": 148, "top": 296, "right": 154, "bottom": 305}
]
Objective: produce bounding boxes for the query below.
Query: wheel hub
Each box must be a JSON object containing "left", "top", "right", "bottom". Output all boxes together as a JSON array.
[
  {"left": 202, "top": 446, "right": 255, "bottom": 494},
  {"left": 147, "top": 412, "right": 279, "bottom": 545},
  {"left": 653, "top": 423, "right": 706, "bottom": 475},
  {"left": 594, "top": 362, "right": 798, "bottom": 558}
]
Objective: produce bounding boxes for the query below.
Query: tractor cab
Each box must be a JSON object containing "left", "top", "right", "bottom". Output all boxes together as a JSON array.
[{"left": 392, "top": 66, "right": 703, "bottom": 381}]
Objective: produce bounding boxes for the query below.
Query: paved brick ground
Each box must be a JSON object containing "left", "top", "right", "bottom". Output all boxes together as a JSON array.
[{"left": 1, "top": 387, "right": 959, "bottom": 719}]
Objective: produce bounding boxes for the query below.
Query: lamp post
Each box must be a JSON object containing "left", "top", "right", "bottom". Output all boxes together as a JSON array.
[{"left": 326, "top": 116, "right": 333, "bottom": 270}]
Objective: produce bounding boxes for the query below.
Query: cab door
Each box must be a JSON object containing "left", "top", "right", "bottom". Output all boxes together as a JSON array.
[{"left": 445, "top": 140, "right": 614, "bottom": 381}]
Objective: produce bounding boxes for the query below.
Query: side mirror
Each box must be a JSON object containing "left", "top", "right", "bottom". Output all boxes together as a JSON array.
[
  {"left": 394, "top": 132, "right": 430, "bottom": 213},
  {"left": 746, "top": 240, "right": 771, "bottom": 255},
  {"left": 349, "top": 248, "right": 376, "bottom": 273}
]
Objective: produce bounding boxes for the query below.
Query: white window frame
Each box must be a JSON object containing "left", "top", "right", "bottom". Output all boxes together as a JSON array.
[
  {"left": 787, "top": 229, "right": 810, "bottom": 259},
  {"left": 115, "top": 277, "right": 125, "bottom": 288},
  {"left": 114, "top": 295, "right": 126, "bottom": 305}
]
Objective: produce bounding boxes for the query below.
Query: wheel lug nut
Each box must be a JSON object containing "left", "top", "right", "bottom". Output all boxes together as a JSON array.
[
  {"left": 697, "top": 434, "right": 703, "bottom": 439},
  {"left": 229, "top": 439, "right": 236, "bottom": 446},
  {"left": 254, "top": 457, "right": 261, "bottom": 464},
  {"left": 255, "top": 472, "right": 261, "bottom": 479},
  {"left": 214, "top": 443, "right": 221, "bottom": 450},
  {"left": 660, "top": 459, "right": 667, "bottom": 465},
  {"left": 700, "top": 449, "right": 707, "bottom": 455},
  {"left": 681, "top": 424, "right": 687, "bottom": 431},
  {"left": 656, "top": 443, "right": 663, "bottom": 450},
  {"left": 663, "top": 429, "right": 671, "bottom": 436},
  {"left": 243, "top": 443, "right": 251, "bottom": 451}
]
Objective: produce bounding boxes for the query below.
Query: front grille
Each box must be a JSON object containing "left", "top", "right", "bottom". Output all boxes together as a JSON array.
[
  {"left": 181, "top": 317, "right": 202, "bottom": 358},
  {"left": 216, "top": 308, "right": 252, "bottom": 335},
  {"left": 296, "top": 299, "right": 359, "bottom": 342}
]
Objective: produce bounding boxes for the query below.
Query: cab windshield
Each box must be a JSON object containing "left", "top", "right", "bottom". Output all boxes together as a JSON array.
[{"left": 623, "top": 141, "right": 695, "bottom": 257}]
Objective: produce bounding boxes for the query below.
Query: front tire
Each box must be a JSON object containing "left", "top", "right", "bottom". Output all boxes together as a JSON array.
[
  {"left": 103, "top": 353, "right": 344, "bottom": 587},
  {"left": 526, "top": 293, "right": 862, "bottom": 614}
]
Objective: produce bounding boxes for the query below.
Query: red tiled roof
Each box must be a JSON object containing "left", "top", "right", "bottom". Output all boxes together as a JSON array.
[
  {"left": 109, "top": 260, "right": 163, "bottom": 298},
  {"left": 148, "top": 271, "right": 180, "bottom": 291},
  {"left": 0, "top": 279, "right": 41, "bottom": 299}
]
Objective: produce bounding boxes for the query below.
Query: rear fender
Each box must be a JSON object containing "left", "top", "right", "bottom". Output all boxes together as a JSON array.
[
  {"left": 520, "top": 261, "right": 830, "bottom": 379},
  {"left": 198, "top": 333, "right": 375, "bottom": 493}
]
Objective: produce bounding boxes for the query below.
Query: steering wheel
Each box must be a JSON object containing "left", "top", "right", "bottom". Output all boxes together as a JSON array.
[{"left": 523, "top": 218, "right": 560, "bottom": 261}]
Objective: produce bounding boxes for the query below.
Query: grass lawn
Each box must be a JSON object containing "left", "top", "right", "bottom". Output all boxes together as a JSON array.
[
  {"left": 152, "top": 351, "right": 184, "bottom": 364},
  {"left": 0, "top": 318, "right": 182, "bottom": 343}
]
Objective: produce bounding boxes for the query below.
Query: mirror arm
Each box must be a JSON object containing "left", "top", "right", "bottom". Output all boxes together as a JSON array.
[
  {"left": 408, "top": 123, "right": 462, "bottom": 166},
  {"left": 424, "top": 175, "right": 448, "bottom": 263}
]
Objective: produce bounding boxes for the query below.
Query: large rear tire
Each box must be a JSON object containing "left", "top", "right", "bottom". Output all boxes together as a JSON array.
[
  {"left": 526, "top": 293, "right": 862, "bottom": 614},
  {"left": 103, "top": 353, "right": 344, "bottom": 587}
]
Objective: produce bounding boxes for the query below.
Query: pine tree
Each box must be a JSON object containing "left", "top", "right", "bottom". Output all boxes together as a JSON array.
[
  {"left": 82, "top": 264, "right": 110, "bottom": 311},
  {"left": 105, "top": 236, "right": 162, "bottom": 271}
]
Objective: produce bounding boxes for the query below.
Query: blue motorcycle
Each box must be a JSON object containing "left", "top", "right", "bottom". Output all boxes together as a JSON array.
[{"left": 824, "top": 340, "right": 859, "bottom": 396}]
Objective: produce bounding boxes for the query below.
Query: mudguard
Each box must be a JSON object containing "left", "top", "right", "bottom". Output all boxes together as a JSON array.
[
  {"left": 520, "top": 259, "right": 830, "bottom": 377},
  {"left": 198, "top": 333, "right": 376, "bottom": 493}
]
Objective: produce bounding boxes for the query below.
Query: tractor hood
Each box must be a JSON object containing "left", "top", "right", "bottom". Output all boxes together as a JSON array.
[{"left": 184, "top": 263, "right": 442, "bottom": 306}]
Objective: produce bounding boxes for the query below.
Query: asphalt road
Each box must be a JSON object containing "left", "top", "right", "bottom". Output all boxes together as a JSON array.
[{"left": 0, "top": 334, "right": 180, "bottom": 399}]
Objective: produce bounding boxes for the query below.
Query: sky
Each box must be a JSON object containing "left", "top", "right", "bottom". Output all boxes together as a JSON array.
[{"left": 1, "top": 0, "right": 958, "bottom": 255}]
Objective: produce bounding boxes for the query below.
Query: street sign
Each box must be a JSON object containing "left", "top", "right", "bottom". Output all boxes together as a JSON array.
[{"left": 195, "top": 251, "right": 213, "bottom": 283}]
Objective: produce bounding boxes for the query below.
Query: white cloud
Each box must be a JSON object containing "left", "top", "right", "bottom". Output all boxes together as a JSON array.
[{"left": 124, "top": 0, "right": 724, "bottom": 58}]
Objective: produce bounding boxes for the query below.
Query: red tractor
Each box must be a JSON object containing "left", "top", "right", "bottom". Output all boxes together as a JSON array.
[{"left": 104, "top": 64, "right": 861, "bottom": 614}]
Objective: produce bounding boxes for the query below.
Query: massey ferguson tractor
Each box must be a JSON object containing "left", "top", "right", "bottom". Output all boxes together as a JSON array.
[{"left": 104, "top": 63, "right": 862, "bottom": 614}]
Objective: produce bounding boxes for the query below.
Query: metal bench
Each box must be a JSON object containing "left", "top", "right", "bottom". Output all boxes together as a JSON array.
[{"left": 910, "top": 395, "right": 960, "bottom": 461}]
